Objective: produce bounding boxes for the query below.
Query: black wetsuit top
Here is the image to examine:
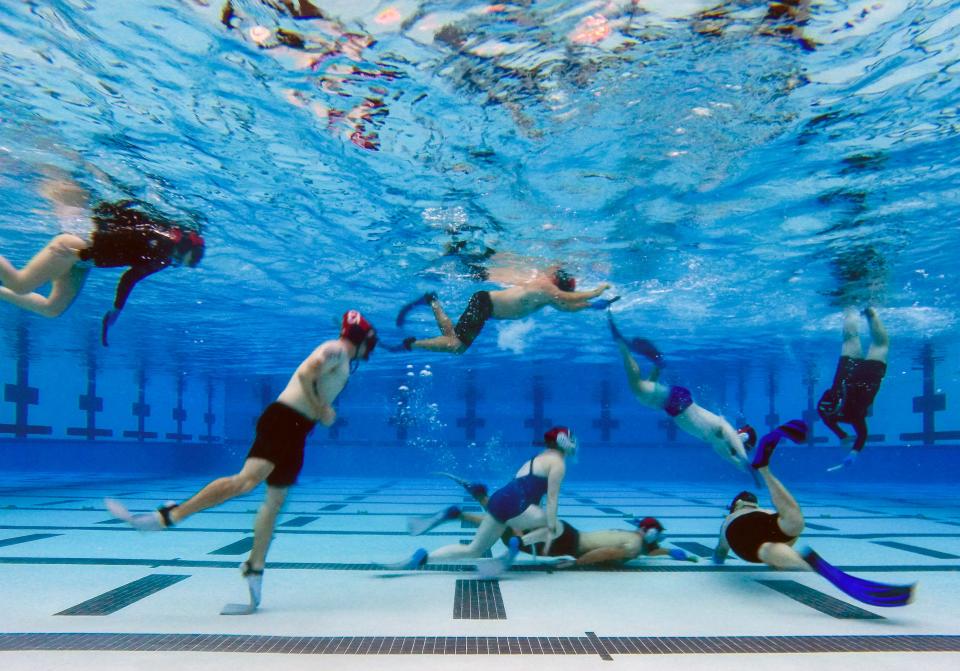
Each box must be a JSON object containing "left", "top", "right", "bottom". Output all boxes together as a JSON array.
[
  {"left": 80, "top": 201, "right": 178, "bottom": 312},
  {"left": 817, "top": 356, "right": 887, "bottom": 452}
]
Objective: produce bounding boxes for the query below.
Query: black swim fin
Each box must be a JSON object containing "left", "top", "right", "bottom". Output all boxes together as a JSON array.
[
  {"left": 628, "top": 337, "right": 664, "bottom": 366},
  {"left": 803, "top": 548, "right": 916, "bottom": 607},
  {"left": 396, "top": 292, "right": 437, "bottom": 327}
]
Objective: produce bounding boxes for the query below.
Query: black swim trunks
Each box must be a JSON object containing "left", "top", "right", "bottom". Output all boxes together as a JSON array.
[
  {"left": 80, "top": 201, "right": 178, "bottom": 268},
  {"left": 454, "top": 290, "right": 493, "bottom": 347},
  {"left": 825, "top": 355, "right": 887, "bottom": 418},
  {"left": 246, "top": 402, "right": 317, "bottom": 487},
  {"left": 724, "top": 511, "right": 796, "bottom": 563},
  {"left": 514, "top": 522, "right": 582, "bottom": 558},
  {"left": 664, "top": 385, "right": 693, "bottom": 418}
]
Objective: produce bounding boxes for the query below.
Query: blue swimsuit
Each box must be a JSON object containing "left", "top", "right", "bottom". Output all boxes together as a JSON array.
[{"left": 486, "top": 457, "right": 549, "bottom": 523}]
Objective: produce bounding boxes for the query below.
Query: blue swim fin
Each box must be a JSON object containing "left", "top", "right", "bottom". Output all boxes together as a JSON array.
[
  {"left": 379, "top": 548, "right": 429, "bottom": 571},
  {"left": 802, "top": 548, "right": 916, "bottom": 607},
  {"left": 407, "top": 506, "right": 461, "bottom": 536}
]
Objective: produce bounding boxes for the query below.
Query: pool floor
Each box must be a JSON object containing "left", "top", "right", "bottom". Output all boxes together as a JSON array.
[{"left": 1, "top": 473, "right": 958, "bottom": 670}]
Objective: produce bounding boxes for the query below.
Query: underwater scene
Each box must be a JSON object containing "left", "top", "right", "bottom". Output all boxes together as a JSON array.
[{"left": 1, "top": 1, "right": 959, "bottom": 669}]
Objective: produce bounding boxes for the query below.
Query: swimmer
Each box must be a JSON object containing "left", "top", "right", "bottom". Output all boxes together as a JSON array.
[
  {"left": 106, "top": 310, "right": 378, "bottom": 614},
  {"left": 394, "top": 266, "right": 615, "bottom": 354},
  {"left": 415, "top": 477, "right": 699, "bottom": 566},
  {"left": 608, "top": 313, "right": 751, "bottom": 471},
  {"left": 0, "top": 179, "right": 204, "bottom": 345},
  {"left": 396, "top": 427, "right": 577, "bottom": 569},
  {"left": 713, "top": 421, "right": 915, "bottom": 608},
  {"left": 818, "top": 307, "right": 888, "bottom": 471}
]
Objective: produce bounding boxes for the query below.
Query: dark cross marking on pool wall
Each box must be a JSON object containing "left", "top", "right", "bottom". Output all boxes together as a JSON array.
[
  {"left": 199, "top": 380, "right": 219, "bottom": 443},
  {"left": 900, "top": 343, "right": 960, "bottom": 444},
  {"left": 765, "top": 368, "right": 779, "bottom": 432},
  {"left": 0, "top": 325, "right": 52, "bottom": 437},
  {"left": 166, "top": 374, "right": 191, "bottom": 442},
  {"left": 593, "top": 380, "right": 619, "bottom": 442},
  {"left": 67, "top": 350, "right": 112, "bottom": 440},
  {"left": 524, "top": 375, "right": 552, "bottom": 444},
  {"left": 124, "top": 367, "right": 157, "bottom": 440},
  {"left": 658, "top": 416, "right": 678, "bottom": 442},
  {"left": 457, "top": 370, "right": 485, "bottom": 441}
]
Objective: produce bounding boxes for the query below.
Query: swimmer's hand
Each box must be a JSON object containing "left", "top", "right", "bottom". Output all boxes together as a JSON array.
[
  {"left": 668, "top": 548, "right": 699, "bottom": 563},
  {"left": 317, "top": 404, "right": 336, "bottom": 427},
  {"left": 101, "top": 309, "right": 121, "bottom": 347},
  {"left": 827, "top": 450, "right": 858, "bottom": 472}
]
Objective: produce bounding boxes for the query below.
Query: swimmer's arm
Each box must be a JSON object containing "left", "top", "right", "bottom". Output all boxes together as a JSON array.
[
  {"left": 574, "top": 546, "right": 633, "bottom": 566},
  {"left": 544, "top": 459, "right": 566, "bottom": 533},
  {"left": 101, "top": 263, "right": 166, "bottom": 346},
  {"left": 850, "top": 418, "right": 868, "bottom": 452},
  {"left": 461, "top": 512, "right": 486, "bottom": 525},
  {"left": 548, "top": 283, "right": 611, "bottom": 311},
  {"left": 817, "top": 406, "right": 848, "bottom": 441},
  {"left": 711, "top": 536, "right": 730, "bottom": 565},
  {"left": 297, "top": 345, "right": 344, "bottom": 421}
]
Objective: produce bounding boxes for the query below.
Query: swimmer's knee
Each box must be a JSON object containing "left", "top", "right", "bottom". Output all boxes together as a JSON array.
[
  {"left": 778, "top": 512, "right": 804, "bottom": 537},
  {"left": 452, "top": 340, "right": 469, "bottom": 355},
  {"left": 38, "top": 302, "right": 68, "bottom": 318},
  {"left": 232, "top": 473, "right": 262, "bottom": 495}
]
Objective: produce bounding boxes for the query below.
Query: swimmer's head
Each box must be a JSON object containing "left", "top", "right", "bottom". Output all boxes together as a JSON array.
[
  {"left": 248, "top": 25, "right": 272, "bottom": 45},
  {"left": 737, "top": 425, "right": 757, "bottom": 451},
  {"left": 630, "top": 516, "right": 665, "bottom": 545},
  {"left": 170, "top": 227, "right": 205, "bottom": 267},
  {"left": 552, "top": 268, "right": 576, "bottom": 292},
  {"left": 728, "top": 490, "right": 759, "bottom": 513},
  {"left": 544, "top": 426, "right": 577, "bottom": 457},
  {"left": 340, "top": 310, "right": 378, "bottom": 360}
]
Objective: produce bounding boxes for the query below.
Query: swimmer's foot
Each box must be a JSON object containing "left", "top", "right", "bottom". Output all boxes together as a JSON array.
[
  {"left": 476, "top": 536, "right": 520, "bottom": 579},
  {"left": 241, "top": 561, "right": 264, "bottom": 608},
  {"left": 105, "top": 498, "right": 177, "bottom": 531},
  {"left": 383, "top": 548, "right": 428, "bottom": 571},
  {"left": 408, "top": 506, "right": 462, "bottom": 536},
  {"left": 802, "top": 547, "right": 915, "bottom": 607},
  {"left": 381, "top": 337, "right": 417, "bottom": 353},
  {"left": 628, "top": 337, "right": 663, "bottom": 366},
  {"left": 396, "top": 292, "right": 438, "bottom": 327}
]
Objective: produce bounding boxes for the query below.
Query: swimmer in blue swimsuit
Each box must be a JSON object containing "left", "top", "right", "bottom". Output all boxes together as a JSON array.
[
  {"left": 609, "top": 313, "right": 750, "bottom": 471},
  {"left": 399, "top": 427, "right": 577, "bottom": 567}
]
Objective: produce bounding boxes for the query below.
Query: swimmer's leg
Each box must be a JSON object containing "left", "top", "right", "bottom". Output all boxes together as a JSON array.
[
  {"left": 167, "top": 458, "right": 274, "bottom": 526},
  {"left": 0, "top": 264, "right": 89, "bottom": 317},
  {"left": 247, "top": 485, "right": 288, "bottom": 573},
  {"left": 0, "top": 234, "right": 86, "bottom": 294},
  {"left": 428, "top": 515, "right": 506, "bottom": 560},
  {"left": 840, "top": 307, "right": 862, "bottom": 358},
  {"left": 864, "top": 307, "right": 889, "bottom": 363},
  {"left": 756, "top": 467, "right": 804, "bottom": 537}
]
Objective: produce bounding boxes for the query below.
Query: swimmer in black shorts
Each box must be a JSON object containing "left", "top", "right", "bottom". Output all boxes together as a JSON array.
[
  {"left": 394, "top": 264, "right": 614, "bottom": 354},
  {"left": 107, "top": 311, "right": 378, "bottom": 612},
  {"left": 0, "top": 176, "right": 204, "bottom": 345},
  {"left": 609, "top": 313, "right": 751, "bottom": 472},
  {"left": 818, "top": 307, "right": 889, "bottom": 470},
  {"left": 713, "top": 421, "right": 915, "bottom": 608}
]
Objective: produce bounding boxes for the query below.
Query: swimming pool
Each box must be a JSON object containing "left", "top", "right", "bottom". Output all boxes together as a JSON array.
[{"left": 1, "top": 1, "right": 959, "bottom": 669}]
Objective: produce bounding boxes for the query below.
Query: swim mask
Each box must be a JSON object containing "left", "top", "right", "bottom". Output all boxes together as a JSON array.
[
  {"left": 630, "top": 516, "right": 665, "bottom": 544},
  {"left": 728, "top": 490, "right": 759, "bottom": 513},
  {"left": 737, "top": 425, "right": 757, "bottom": 451},
  {"left": 552, "top": 268, "right": 576, "bottom": 292},
  {"left": 341, "top": 310, "right": 378, "bottom": 359},
  {"left": 544, "top": 426, "right": 577, "bottom": 456}
]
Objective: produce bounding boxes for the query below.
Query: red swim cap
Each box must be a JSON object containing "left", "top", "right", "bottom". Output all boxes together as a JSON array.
[
  {"left": 544, "top": 426, "right": 576, "bottom": 453},
  {"left": 341, "top": 310, "right": 378, "bottom": 359},
  {"left": 552, "top": 268, "right": 576, "bottom": 292},
  {"left": 737, "top": 425, "right": 757, "bottom": 450}
]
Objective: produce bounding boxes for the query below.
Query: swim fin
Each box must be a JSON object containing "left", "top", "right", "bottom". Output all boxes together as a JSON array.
[
  {"left": 589, "top": 295, "right": 621, "bottom": 310},
  {"left": 434, "top": 471, "right": 488, "bottom": 501},
  {"left": 380, "top": 548, "right": 429, "bottom": 571},
  {"left": 105, "top": 498, "right": 174, "bottom": 531},
  {"left": 407, "top": 506, "right": 461, "bottom": 536},
  {"left": 475, "top": 537, "right": 520, "bottom": 578},
  {"left": 628, "top": 338, "right": 664, "bottom": 366},
  {"left": 221, "top": 561, "right": 263, "bottom": 614},
  {"left": 802, "top": 548, "right": 916, "bottom": 607},
  {"left": 395, "top": 292, "right": 437, "bottom": 327}
]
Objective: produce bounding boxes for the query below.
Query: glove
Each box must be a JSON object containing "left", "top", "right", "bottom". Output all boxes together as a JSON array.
[
  {"left": 101, "top": 309, "right": 121, "bottom": 347},
  {"left": 711, "top": 549, "right": 727, "bottom": 565},
  {"left": 668, "top": 548, "right": 698, "bottom": 563},
  {"left": 589, "top": 296, "right": 621, "bottom": 310},
  {"left": 827, "top": 450, "right": 858, "bottom": 472}
]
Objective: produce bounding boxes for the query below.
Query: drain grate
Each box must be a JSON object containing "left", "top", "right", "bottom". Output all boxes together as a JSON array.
[{"left": 453, "top": 579, "right": 506, "bottom": 619}]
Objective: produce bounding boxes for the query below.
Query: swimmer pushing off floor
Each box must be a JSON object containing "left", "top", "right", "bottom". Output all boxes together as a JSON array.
[
  {"left": 107, "top": 310, "right": 378, "bottom": 614},
  {"left": 394, "top": 265, "right": 615, "bottom": 354}
]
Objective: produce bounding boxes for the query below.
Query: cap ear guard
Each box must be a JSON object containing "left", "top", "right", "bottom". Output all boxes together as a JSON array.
[
  {"left": 555, "top": 430, "right": 577, "bottom": 454},
  {"left": 728, "top": 490, "right": 759, "bottom": 513},
  {"left": 553, "top": 268, "right": 576, "bottom": 292},
  {"left": 341, "top": 310, "right": 378, "bottom": 359}
]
